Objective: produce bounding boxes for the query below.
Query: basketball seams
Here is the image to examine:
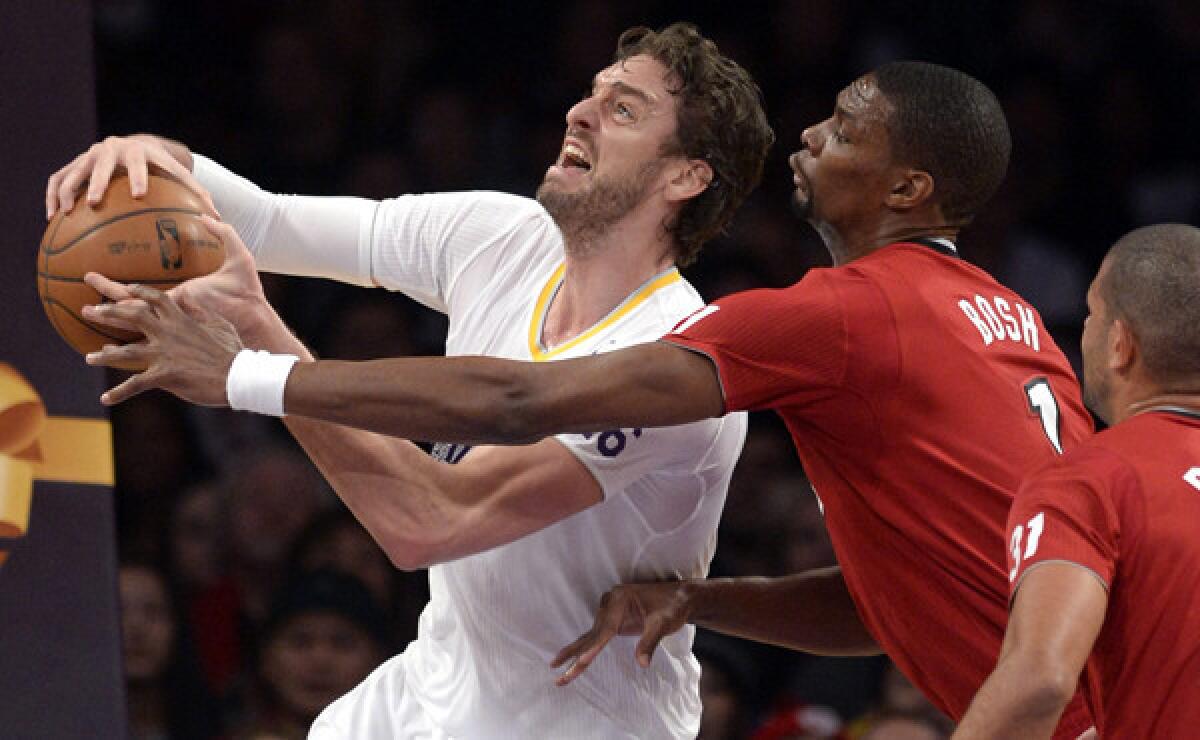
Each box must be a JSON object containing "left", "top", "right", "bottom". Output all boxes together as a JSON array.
[
  {"left": 42, "top": 296, "right": 135, "bottom": 343},
  {"left": 37, "top": 174, "right": 221, "bottom": 358},
  {"left": 39, "top": 210, "right": 63, "bottom": 316},
  {"left": 42, "top": 206, "right": 203, "bottom": 255},
  {"left": 36, "top": 271, "right": 184, "bottom": 286}
]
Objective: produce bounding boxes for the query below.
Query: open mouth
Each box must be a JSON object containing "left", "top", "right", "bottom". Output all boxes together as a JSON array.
[
  {"left": 793, "top": 172, "right": 810, "bottom": 196},
  {"left": 559, "top": 142, "right": 592, "bottom": 172},
  {"left": 789, "top": 154, "right": 812, "bottom": 197}
]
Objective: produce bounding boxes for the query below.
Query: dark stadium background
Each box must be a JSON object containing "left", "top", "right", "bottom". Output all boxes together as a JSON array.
[{"left": 92, "top": 1, "right": 1200, "bottom": 737}]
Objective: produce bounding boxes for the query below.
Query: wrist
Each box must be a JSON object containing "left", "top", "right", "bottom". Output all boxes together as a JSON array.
[
  {"left": 239, "top": 299, "right": 306, "bottom": 356},
  {"left": 226, "top": 348, "right": 300, "bottom": 416},
  {"left": 677, "top": 580, "right": 707, "bottom": 624}
]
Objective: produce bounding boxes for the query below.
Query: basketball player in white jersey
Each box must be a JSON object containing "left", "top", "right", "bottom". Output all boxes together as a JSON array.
[{"left": 52, "top": 24, "right": 774, "bottom": 739}]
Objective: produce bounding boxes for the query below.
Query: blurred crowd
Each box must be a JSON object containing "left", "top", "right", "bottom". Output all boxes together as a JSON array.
[{"left": 94, "top": 0, "right": 1200, "bottom": 738}]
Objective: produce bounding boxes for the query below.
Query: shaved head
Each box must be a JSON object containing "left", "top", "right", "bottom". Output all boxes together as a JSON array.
[{"left": 1099, "top": 223, "right": 1200, "bottom": 388}]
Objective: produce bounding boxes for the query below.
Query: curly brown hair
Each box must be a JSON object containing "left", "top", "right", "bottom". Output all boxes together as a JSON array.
[{"left": 615, "top": 23, "right": 774, "bottom": 266}]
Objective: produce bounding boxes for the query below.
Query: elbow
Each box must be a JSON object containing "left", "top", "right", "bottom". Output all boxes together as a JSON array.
[
  {"left": 1017, "top": 668, "right": 1078, "bottom": 719},
  {"left": 385, "top": 546, "right": 436, "bottom": 572},
  {"left": 378, "top": 527, "right": 451, "bottom": 572},
  {"left": 379, "top": 514, "right": 474, "bottom": 572},
  {"left": 382, "top": 532, "right": 449, "bottom": 571}
]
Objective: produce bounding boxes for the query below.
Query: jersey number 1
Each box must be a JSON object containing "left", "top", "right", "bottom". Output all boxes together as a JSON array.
[{"left": 1024, "top": 378, "right": 1063, "bottom": 454}]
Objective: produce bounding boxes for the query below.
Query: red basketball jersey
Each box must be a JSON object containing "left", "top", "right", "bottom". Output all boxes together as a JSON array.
[
  {"left": 1008, "top": 409, "right": 1200, "bottom": 738},
  {"left": 666, "top": 242, "right": 1094, "bottom": 735}
]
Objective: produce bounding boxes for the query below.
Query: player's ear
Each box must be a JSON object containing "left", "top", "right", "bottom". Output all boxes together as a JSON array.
[
  {"left": 665, "top": 158, "right": 714, "bottom": 203},
  {"left": 1109, "top": 318, "right": 1137, "bottom": 375},
  {"left": 885, "top": 169, "right": 934, "bottom": 212}
]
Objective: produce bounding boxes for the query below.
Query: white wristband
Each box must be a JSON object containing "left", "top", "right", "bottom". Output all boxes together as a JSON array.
[{"left": 226, "top": 349, "right": 300, "bottom": 417}]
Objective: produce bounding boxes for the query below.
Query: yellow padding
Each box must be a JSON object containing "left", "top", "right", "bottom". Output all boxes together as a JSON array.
[{"left": 0, "top": 364, "right": 113, "bottom": 553}]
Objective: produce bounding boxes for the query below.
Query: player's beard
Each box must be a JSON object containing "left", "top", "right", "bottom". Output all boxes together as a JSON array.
[
  {"left": 1083, "top": 361, "right": 1114, "bottom": 425},
  {"left": 537, "top": 160, "right": 662, "bottom": 256},
  {"left": 1080, "top": 306, "right": 1116, "bottom": 425}
]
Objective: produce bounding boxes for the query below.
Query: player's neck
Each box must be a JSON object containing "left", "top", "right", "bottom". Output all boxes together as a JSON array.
[
  {"left": 544, "top": 237, "right": 675, "bottom": 348},
  {"left": 1121, "top": 392, "right": 1200, "bottom": 424},
  {"left": 823, "top": 215, "right": 958, "bottom": 266}
]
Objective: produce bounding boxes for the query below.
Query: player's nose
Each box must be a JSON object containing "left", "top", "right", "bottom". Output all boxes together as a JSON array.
[
  {"left": 566, "top": 95, "right": 598, "bottom": 131},
  {"left": 800, "top": 124, "right": 821, "bottom": 156}
]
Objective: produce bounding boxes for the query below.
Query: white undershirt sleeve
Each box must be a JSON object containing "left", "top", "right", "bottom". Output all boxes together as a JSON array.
[
  {"left": 192, "top": 153, "right": 377, "bottom": 287},
  {"left": 193, "top": 155, "right": 558, "bottom": 316}
]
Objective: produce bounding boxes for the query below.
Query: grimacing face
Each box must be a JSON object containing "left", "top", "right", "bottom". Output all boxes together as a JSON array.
[{"left": 537, "top": 55, "right": 680, "bottom": 243}]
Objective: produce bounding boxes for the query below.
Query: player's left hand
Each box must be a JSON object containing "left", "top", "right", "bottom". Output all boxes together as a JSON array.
[
  {"left": 551, "top": 581, "right": 690, "bottom": 687},
  {"left": 81, "top": 279, "right": 243, "bottom": 407}
]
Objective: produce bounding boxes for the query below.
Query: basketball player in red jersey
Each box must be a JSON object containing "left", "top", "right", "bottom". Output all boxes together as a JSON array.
[
  {"left": 82, "top": 62, "right": 1094, "bottom": 737},
  {"left": 954, "top": 223, "right": 1200, "bottom": 739}
]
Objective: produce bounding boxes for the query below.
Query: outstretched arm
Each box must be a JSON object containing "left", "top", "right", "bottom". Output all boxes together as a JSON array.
[
  {"left": 952, "top": 563, "right": 1106, "bottom": 739},
  {"left": 78, "top": 214, "right": 609, "bottom": 566},
  {"left": 84, "top": 213, "right": 726, "bottom": 444},
  {"left": 282, "top": 337, "right": 725, "bottom": 444},
  {"left": 283, "top": 422, "right": 603, "bottom": 570},
  {"left": 552, "top": 568, "right": 881, "bottom": 685},
  {"left": 80, "top": 221, "right": 606, "bottom": 568},
  {"left": 86, "top": 286, "right": 724, "bottom": 442}
]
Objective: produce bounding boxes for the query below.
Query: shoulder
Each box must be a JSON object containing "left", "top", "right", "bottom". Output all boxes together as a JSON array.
[
  {"left": 650, "top": 274, "right": 705, "bottom": 315},
  {"left": 597, "top": 274, "right": 705, "bottom": 346},
  {"left": 454, "top": 191, "right": 554, "bottom": 222},
  {"left": 381, "top": 190, "right": 558, "bottom": 235},
  {"left": 1023, "top": 434, "right": 1138, "bottom": 504},
  {"left": 665, "top": 273, "right": 852, "bottom": 355},
  {"left": 705, "top": 269, "right": 847, "bottom": 314}
]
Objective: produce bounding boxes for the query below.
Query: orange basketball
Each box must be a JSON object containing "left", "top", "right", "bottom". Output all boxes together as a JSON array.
[{"left": 37, "top": 172, "right": 224, "bottom": 364}]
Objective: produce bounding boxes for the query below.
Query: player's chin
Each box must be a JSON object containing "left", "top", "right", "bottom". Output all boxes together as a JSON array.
[
  {"left": 547, "top": 163, "right": 595, "bottom": 187},
  {"left": 537, "top": 180, "right": 587, "bottom": 212},
  {"left": 790, "top": 189, "right": 813, "bottom": 221}
]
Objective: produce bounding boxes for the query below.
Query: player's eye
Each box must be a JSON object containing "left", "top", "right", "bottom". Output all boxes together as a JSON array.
[{"left": 615, "top": 101, "right": 635, "bottom": 120}]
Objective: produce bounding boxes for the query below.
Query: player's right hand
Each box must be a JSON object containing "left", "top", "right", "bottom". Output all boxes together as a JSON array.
[
  {"left": 83, "top": 279, "right": 244, "bottom": 407},
  {"left": 45, "top": 134, "right": 218, "bottom": 220},
  {"left": 551, "top": 581, "right": 692, "bottom": 686},
  {"left": 82, "top": 215, "right": 280, "bottom": 350}
]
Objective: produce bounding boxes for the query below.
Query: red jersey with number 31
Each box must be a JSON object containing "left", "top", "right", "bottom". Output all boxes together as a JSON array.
[
  {"left": 665, "top": 242, "right": 1094, "bottom": 735},
  {"left": 1007, "top": 410, "right": 1200, "bottom": 738}
]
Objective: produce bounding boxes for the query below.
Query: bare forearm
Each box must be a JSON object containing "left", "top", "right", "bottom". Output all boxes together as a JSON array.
[
  {"left": 282, "top": 415, "right": 464, "bottom": 570},
  {"left": 952, "top": 658, "right": 1073, "bottom": 739},
  {"left": 237, "top": 306, "right": 462, "bottom": 568},
  {"left": 236, "top": 302, "right": 313, "bottom": 360},
  {"left": 954, "top": 563, "right": 1105, "bottom": 739},
  {"left": 285, "top": 356, "right": 545, "bottom": 444},
  {"left": 283, "top": 342, "right": 724, "bottom": 445},
  {"left": 684, "top": 568, "right": 881, "bottom": 656}
]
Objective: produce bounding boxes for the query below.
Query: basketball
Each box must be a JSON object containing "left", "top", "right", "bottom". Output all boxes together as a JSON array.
[{"left": 37, "top": 172, "right": 224, "bottom": 364}]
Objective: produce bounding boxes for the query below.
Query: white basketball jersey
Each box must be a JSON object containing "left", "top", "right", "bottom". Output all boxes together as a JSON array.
[
  {"left": 370, "top": 191, "right": 745, "bottom": 740},
  {"left": 195, "top": 155, "right": 745, "bottom": 740}
]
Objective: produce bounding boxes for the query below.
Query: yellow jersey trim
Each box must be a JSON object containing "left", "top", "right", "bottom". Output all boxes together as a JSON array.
[{"left": 527, "top": 264, "right": 682, "bottom": 361}]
